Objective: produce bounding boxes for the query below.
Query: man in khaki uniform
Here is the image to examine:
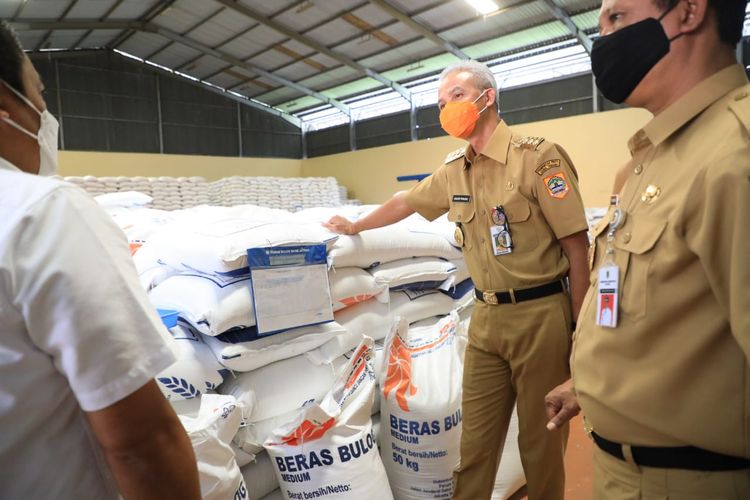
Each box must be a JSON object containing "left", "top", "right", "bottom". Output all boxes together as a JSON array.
[
  {"left": 325, "top": 60, "right": 590, "bottom": 499},
  {"left": 544, "top": 0, "right": 750, "bottom": 498}
]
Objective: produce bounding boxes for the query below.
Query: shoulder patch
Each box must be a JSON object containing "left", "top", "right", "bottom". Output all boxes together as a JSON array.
[
  {"left": 728, "top": 87, "right": 750, "bottom": 138},
  {"left": 511, "top": 136, "right": 545, "bottom": 151},
  {"left": 444, "top": 148, "right": 465, "bottom": 164},
  {"left": 535, "top": 159, "right": 561, "bottom": 176}
]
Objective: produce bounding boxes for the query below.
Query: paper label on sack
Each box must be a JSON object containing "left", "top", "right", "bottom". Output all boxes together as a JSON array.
[{"left": 248, "top": 245, "right": 333, "bottom": 335}]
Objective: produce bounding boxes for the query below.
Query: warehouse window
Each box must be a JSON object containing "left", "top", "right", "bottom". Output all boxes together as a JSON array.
[{"left": 300, "top": 41, "right": 591, "bottom": 132}]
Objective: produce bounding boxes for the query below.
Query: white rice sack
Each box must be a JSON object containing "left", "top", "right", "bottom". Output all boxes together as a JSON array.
[
  {"left": 491, "top": 407, "right": 526, "bottom": 500},
  {"left": 108, "top": 207, "right": 175, "bottom": 255},
  {"left": 241, "top": 451, "right": 279, "bottom": 500},
  {"left": 328, "top": 225, "right": 462, "bottom": 269},
  {"left": 439, "top": 277, "right": 474, "bottom": 300},
  {"left": 264, "top": 338, "right": 393, "bottom": 500},
  {"left": 95, "top": 190, "right": 153, "bottom": 208},
  {"left": 335, "top": 297, "right": 394, "bottom": 342},
  {"left": 220, "top": 353, "right": 347, "bottom": 424},
  {"left": 446, "top": 259, "right": 469, "bottom": 288},
  {"left": 402, "top": 212, "right": 460, "bottom": 247},
  {"left": 370, "top": 257, "right": 457, "bottom": 291},
  {"left": 233, "top": 442, "right": 257, "bottom": 467},
  {"left": 204, "top": 321, "right": 346, "bottom": 373},
  {"left": 170, "top": 396, "right": 202, "bottom": 419},
  {"left": 390, "top": 290, "right": 455, "bottom": 324},
  {"left": 148, "top": 273, "right": 256, "bottom": 336},
  {"left": 305, "top": 298, "right": 395, "bottom": 366},
  {"left": 380, "top": 315, "right": 463, "bottom": 499},
  {"left": 329, "top": 267, "right": 388, "bottom": 312},
  {"left": 179, "top": 394, "right": 248, "bottom": 500},
  {"left": 236, "top": 408, "right": 306, "bottom": 456},
  {"left": 156, "top": 324, "right": 228, "bottom": 401},
  {"left": 143, "top": 206, "right": 338, "bottom": 273},
  {"left": 137, "top": 265, "right": 174, "bottom": 292}
]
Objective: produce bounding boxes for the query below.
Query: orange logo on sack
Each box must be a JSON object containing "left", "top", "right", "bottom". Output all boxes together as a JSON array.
[
  {"left": 272, "top": 417, "right": 336, "bottom": 447},
  {"left": 339, "top": 294, "right": 376, "bottom": 307},
  {"left": 383, "top": 323, "right": 453, "bottom": 412}
]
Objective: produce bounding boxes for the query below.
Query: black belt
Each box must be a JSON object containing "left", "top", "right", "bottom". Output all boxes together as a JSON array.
[
  {"left": 592, "top": 431, "right": 750, "bottom": 471},
  {"left": 475, "top": 279, "right": 565, "bottom": 305}
]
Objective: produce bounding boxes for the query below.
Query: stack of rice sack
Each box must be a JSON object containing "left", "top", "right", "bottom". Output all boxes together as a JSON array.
[
  {"left": 296, "top": 205, "right": 476, "bottom": 334},
  {"left": 104, "top": 199, "right": 503, "bottom": 499},
  {"left": 204, "top": 176, "right": 344, "bottom": 211}
]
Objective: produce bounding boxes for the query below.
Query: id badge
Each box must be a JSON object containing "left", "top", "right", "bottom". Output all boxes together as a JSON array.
[
  {"left": 596, "top": 265, "right": 619, "bottom": 328},
  {"left": 490, "top": 225, "right": 513, "bottom": 255}
]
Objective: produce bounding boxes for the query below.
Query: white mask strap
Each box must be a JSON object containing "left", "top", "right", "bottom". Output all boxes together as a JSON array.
[
  {"left": 473, "top": 88, "right": 490, "bottom": 114},
  {"left": 1, "top": 79, "right": 42, "bottom": 116},
  {"left": 1, "top": 115, "right": 39, "bottom": 140}
]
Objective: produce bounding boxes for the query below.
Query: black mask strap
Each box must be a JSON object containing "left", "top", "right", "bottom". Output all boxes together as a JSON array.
[{"left": 657, "top": 0, "right": 685, "bottom": 42}]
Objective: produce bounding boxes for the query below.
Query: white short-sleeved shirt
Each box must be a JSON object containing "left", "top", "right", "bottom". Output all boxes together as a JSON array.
[{"left": 0, "top": 158, "right": 177, "bottom": 499}]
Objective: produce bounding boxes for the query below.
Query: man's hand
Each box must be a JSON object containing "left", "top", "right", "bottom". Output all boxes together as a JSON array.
[
  {"left": 322, "top": 215, "right": 358, "bottom": 235},
  {"left": 545, "top": 378, "right": 580, "bottom": 431}
]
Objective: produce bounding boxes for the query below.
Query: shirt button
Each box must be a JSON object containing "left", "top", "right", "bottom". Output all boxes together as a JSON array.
[
  {"left": 481, "top": 209, "right": 486, "bottom": 215},
  {"left": 634, "top": 163, "right": 643, "bottom": 175},
  {"left": 622, "top": 232, "right": 632, "bottom": 243},
  {"left": 480, "top": 238, "right": 486, "bottom": 244}
]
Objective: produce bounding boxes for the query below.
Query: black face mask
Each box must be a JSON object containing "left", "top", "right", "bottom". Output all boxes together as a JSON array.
[{"left": 591, "top": 3, "right": 682, "bottom": 104}]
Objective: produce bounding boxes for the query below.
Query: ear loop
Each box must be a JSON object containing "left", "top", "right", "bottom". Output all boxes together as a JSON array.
[
  {"left": 473, "top": 89, "right": 491, "bottom": 114},
  {"left": 658, "top": 0, "right": 686, "bottom": 42}
]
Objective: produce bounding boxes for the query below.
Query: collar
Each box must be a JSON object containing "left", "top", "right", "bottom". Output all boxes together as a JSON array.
[
  {"left": 464, "top": 120, "right": 511, "bottom": 169},
  {"left": 0, "top": 156, "right": 22, "bottom": 173},
  {"left": 629, "top": 64, "right": 748, "bottom": 153}
]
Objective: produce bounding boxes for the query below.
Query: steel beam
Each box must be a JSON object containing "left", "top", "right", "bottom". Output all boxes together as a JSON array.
[
  {"left": 215, "top": 0, "right": 411, "bottom": 101},
  {"left": 541, "top": 0, "right": 593, "bottom": 54},
  {"left": 368, "top": 0, "right": 468, "bottom": 60}
]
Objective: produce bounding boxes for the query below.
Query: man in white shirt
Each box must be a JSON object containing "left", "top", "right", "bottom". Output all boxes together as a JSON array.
[{"left": 0, "top": 21, "right": 200, "bottom": 499}]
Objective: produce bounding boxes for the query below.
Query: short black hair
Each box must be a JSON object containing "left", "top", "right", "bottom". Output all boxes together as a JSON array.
[
  {"left": 0, "top": 20, "right": 25, "bottom": 95},
  {"left": 653, "top": 0, "right": 746, "bottom": 46}
]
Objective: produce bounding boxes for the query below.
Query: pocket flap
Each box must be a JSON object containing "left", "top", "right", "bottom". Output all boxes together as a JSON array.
[
  {"left": 614, "top": 215, "right": 666, "bottom": 255},
  {"left": 504, "top": 199, "right": 531, "bottom": 223},
  {"left": 447, "top": 203, "right": 475, "bottom": 223}
]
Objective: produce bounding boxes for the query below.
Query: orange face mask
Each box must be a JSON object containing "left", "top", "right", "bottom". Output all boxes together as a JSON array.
[{"left": 439, "top": 89, "right": 490, "bottom": 139}]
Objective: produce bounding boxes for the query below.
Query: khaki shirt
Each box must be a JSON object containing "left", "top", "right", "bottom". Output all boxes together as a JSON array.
[
  {"left": 572, "top": 65, "right": 750, "bottom": 457},
  {"left": 405, "top": 120, "right": 587, "bottom": 292}
]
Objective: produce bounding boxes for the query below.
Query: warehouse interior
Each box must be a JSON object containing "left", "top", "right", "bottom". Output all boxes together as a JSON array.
[{"left": 3, "top": 0, "right": 750, "bottom": 499}]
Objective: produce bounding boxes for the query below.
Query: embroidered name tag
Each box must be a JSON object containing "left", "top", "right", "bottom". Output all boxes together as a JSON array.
[
  {"left": 535, "top": 159, "right": 561, "bottom": 176},
  {"left": 452, "top": 195, "right": 471, "bottom": 203}
]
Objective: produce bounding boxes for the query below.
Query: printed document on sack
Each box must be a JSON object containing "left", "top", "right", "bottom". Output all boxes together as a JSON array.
[{"left": 248, "top": 244, "right": 333, "bottom": 335}]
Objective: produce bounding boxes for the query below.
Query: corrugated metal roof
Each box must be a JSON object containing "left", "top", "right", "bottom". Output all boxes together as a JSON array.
[{"left": 10, "top": 0, "right": 612, "bottom": 125}]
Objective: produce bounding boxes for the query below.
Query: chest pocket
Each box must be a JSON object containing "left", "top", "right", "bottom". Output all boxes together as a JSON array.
[
  {"left": 612, "top": 214, "right": 667, "bottom": 322},
  {"left": 502, "top": 197, "right": 538, "bottom": 252},
  {"left": 447, "top": 203, "right": 475, "bottom": 250}
]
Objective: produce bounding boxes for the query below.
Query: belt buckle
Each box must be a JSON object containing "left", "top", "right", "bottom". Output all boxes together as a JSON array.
[{"left": 483, "top": 291, "right": 499, "bottom": 305}]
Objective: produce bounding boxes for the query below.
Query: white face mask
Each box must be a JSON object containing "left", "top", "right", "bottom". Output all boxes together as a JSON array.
[{"left": 1, "top": 80, "right": 59, "bottom": 176}]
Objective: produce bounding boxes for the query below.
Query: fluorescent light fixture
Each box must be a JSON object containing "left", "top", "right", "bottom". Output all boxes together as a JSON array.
[{"left": 465, "top": 0, "right": 499, "bottom": 15}]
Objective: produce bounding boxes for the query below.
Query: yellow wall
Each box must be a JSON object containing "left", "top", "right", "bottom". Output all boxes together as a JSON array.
[
  {"left": 302, "top": 107, "right": 652, "bottom": 208},
  {"left": 58, "top": 107, "right": 652, "bottom": 207},
  {"left": 59, "top": 151, "right": 302, "bottom": 180}
]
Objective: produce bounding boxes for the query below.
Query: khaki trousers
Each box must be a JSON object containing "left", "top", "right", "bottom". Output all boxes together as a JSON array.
[
  {"left": 593, "top": 447, "right": 750, "bottom": 499},
  {"left": 452, "top": 292, "right": 572, "bottom": 500}
]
